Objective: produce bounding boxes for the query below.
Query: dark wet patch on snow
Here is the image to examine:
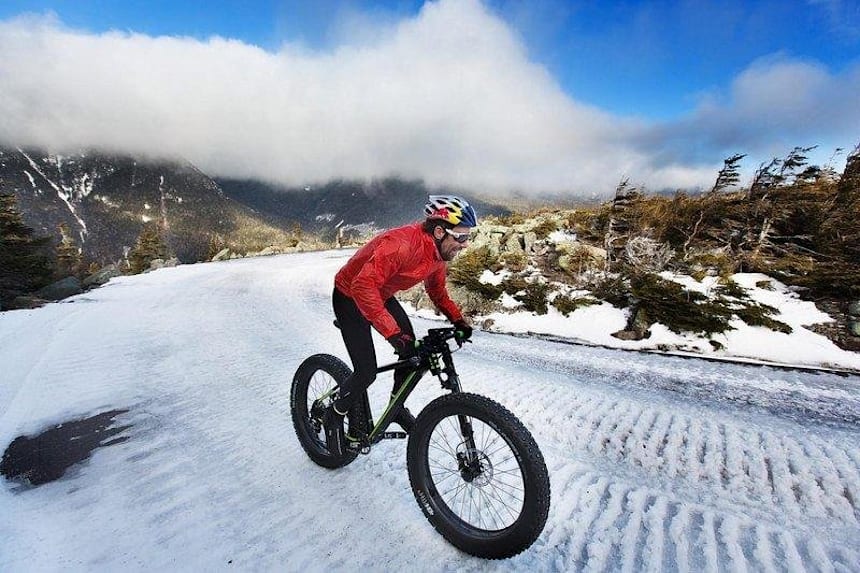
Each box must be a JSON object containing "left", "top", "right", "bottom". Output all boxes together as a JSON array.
[{"left": 1, "top": 409, "right": 130, "bottom": 487}]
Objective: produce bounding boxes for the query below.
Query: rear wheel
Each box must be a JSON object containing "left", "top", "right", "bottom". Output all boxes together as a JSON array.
[
  {"left": 291, "top": 354, "right": 358, "bottom": 469},
  {"left": 407, "top": 393, "right": 550, "bottom": 559}
]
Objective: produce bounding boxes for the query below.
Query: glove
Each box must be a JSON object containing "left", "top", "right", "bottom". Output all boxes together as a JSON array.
[
  {"left": 453, "top": 320, "right": 473, "bottom": 342},
  {"left": 387, "top": 332, "right": 418, "bottom": 359}
]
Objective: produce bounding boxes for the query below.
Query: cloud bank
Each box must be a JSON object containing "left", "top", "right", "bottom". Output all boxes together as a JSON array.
[{"left": 1, "top": 0, "right": 857, "bottom": 197}]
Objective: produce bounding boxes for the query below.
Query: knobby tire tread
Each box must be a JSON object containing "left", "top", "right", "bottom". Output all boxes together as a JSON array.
[{"left": 406, "top": 392, "right": 550, "bottom": 559}]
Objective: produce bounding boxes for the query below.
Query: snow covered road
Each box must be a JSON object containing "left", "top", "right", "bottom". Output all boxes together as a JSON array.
[{"left": 1, "top": 251, "right": 859, "bottom": 571}]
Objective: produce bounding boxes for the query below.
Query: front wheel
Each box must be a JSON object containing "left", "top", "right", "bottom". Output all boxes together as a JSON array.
[{"left": 407, "top": 393, "right": 550, "bottom": 559}]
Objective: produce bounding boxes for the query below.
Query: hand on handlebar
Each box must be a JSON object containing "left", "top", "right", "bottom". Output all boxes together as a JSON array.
[
  {"left": 387, "top": 332, "right": 421, "bottom": 361},
  {"left": 453, "top": 320, "right": 473, "bottom": 344}
]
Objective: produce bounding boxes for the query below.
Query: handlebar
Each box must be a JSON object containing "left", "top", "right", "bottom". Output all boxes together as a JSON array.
[
  {"left": 421, "top": 326, "right": 470, "bottom": 352},
  {"left": 389, "top": 327, "right": 469, "bottom": 369}
]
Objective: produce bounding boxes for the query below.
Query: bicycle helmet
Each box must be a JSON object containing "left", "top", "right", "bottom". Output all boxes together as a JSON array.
[{"left": 424, "top": 195, "right": 478, "bottom": 227}]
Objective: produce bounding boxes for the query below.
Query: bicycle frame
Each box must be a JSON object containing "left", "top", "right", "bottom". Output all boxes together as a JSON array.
[{"left": 357, "top": 327, "right": 469, "bottom": 446}]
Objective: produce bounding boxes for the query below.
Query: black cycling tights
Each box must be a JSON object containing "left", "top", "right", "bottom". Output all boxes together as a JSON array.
[{"left": 332, "top": 287, "right": 414, "bottom": 413}]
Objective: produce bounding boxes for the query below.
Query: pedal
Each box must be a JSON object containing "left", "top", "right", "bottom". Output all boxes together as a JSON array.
[{"left": 380, "top": 431, "right": 408, "bottom": 439}]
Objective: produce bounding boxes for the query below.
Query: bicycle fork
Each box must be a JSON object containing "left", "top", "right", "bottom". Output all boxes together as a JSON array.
[{"left": 431, "top": 351, "right": 483, "bottom": 475}]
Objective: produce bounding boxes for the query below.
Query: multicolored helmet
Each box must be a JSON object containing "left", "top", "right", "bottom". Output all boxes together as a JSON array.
[{"left": 423, "top": 195, "right": 478, "bottom": 227}]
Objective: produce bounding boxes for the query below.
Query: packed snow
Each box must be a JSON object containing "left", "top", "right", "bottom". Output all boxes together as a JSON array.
[
  {"left": 465, "top": 270, "right": 860, "bottom": 373},
  {"left": 1, "top": 250, "right": 859, "bottom": 571}
]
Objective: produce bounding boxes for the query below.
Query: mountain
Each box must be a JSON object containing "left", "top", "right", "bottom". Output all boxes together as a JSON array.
[
  {"left": 215, "top": 176, "right": 511, "bottom": 235},
  {"left": 0, "top": 147, "right": 289, "bottom": 264},
  {"left": 1, "top": 147, "right": 514, "bottom": 265}
]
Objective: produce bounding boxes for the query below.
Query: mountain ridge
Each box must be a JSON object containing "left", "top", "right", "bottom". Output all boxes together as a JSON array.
[{"left": 1, "top": 147, "right": 512, "bottom": 264}]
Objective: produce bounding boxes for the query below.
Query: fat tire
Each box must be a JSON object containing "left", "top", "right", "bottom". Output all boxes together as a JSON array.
[
  {"left": 407, "top": 393, "right": 550, "bottom": 559},
  {"left": 291, "top": 354, "right": 358, "bottom": 469}
]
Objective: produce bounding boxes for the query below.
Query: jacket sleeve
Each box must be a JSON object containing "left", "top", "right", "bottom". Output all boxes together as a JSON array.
[
  {"left": 349, "top": 236, "right": 404, "bottom": 339},
  {"left": 424, "top": 263, "right": 463, "bottom": 324}
]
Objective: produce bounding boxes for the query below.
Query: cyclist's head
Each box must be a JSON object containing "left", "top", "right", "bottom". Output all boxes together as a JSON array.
[
  {"left": 422, "top": 195, "right": 476, "bottom": 261},
  {"left": 423, "top": 195, "right": 478, "bottom": 228}
]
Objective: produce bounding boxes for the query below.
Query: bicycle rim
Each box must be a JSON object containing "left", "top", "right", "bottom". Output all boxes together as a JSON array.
[
  {"left": 426, "top": 414, "right": 526, "bottom": 532},
  {"left": 305, "top": 370, "right": 338, "bottom": 448}
]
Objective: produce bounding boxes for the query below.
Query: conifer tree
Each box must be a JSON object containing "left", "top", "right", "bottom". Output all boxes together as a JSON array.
[
  {"left": 127, "top": 224, "right": 170, "bottom": 274},
  {"left": 709, "top": 153, "right": 746, "bottom": 194},
  {"left": 0, "top": 193, "right": 54, "bottom": 306}
]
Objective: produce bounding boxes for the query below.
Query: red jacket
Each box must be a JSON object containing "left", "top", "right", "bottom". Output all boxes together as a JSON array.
[{"left": 335, "top": 223, "right": 463, "bottom": 338}]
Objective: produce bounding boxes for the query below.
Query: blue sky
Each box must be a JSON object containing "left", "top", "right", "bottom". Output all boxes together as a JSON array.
[
  {"left": 3, "top": 0, "right": 857, "bottom": 119},
  {"left": 0, "top": 0, "right": 858, "bottom": 195}
]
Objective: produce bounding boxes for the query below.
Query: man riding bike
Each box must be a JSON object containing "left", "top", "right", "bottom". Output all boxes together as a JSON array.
[{"left": 324, "top": 195, "right": 477, "bottom": 457}]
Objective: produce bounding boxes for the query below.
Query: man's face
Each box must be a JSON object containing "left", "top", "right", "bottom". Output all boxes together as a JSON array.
[{"left": 435, "top": 225, "right": 471, "bottom": 261}]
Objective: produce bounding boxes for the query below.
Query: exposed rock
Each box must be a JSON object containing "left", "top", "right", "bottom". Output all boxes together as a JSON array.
[
  {"left": 36, "top": 277, "right": 82, "bottom": 301},
  {"left": 399, "top": 282, "right": 499, "bottom": 318},
  {"left": 557, "top": 255, "right": 574, "bottom": 273},
  {"left": 611, "top": 308, "right": 652, "bottom": 340},
  {"left": 164, "top": 258, "right": 179, "bottom": 267},
  {"left": 212, "top": 248, "right": 231, "bottom": 261},
  {"left": 523, "top": 232, "right": 537, "bottom": 254},
  {"left": 849, "top": 301, "right": 860, "bottom": 317},
  {"left": 258, "top": 246, "right": 279, "bottom": 256},
  {"left": 631, "top": 308, "right": 653, "bottom": 339},
  {"left": 556, "top": 241, "right": 607, "bottom": 273},
  {"left": 470, "top": 231, "right": 502, "bottom": 257},
  {"left": 555, "top": 241, "right": 607, "bottom": 260},
  {"left": 8, "top": 296, "right": 47, "bottom": 310},
  {"left": 82, "top": 264, "right": 120, "bottom": 288},
  {"left": 807, "top": 300, "right": 860, "bottom": 351},
  {"left": 611, "top": 329, "right": 642, "bottom": 341},
  {"left": 504, "top": 233, "right": 524, "bottom": 254},
  {"left": 851, "top": 321, "right": 860, "bottom": 337},
  {"left": 148, "top": 259, "right": 165, "bottom": 271}
]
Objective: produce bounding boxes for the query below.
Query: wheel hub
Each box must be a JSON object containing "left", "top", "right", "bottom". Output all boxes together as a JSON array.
[{"left": 456, "top": 448, "right": 493, "bottom": 486}]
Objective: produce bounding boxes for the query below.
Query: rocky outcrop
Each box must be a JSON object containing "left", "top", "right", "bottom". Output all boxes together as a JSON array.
[
  {"left": 82, "top": 264, "right": 120, "bottom": 288},
  {"left": 36, "top": 277, "right": 82, "bottom": 301}
]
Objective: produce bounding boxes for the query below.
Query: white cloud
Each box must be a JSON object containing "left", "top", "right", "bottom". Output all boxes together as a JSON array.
[
  {"left": 636, "top": 55, "right": 860, "bottom": 168},
  {"left": 0, "top": 1, "right": 855, "bottom": 197}
]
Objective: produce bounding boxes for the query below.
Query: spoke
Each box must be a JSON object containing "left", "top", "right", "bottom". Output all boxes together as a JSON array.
[
  {"left": 484, "top": 484, "right": 521, "bottom": 522},
  {"left": 478, "top": 486, "right": 506, "bottom": 530},
  {"left": 429, "top": 467, "right": 459, "bottom": 482},
  {"left": 429, "top": 435, "right": 456, "bottom": 456},
  {"left": 491, "top": 477, "right": 525, "bottom": 495},
  {"left": 469, "top": 486, "right": 480, "bottom": 528},
  {"left": 475, "top": 421, "right": 501, "bottom": 449},
  {"left": 428, "top": 461, "right": 458, "bottom": 474},
  {"left": 436, "top": 420, "right": 461, "bottom": 456},
  {"left": 447, "top": 416, "right": 467, "bottom": 447},
  {"left": 488, "top": 476, "right": 525, "bottom": 495},
  {"left": 492, "top": 466, "right": 525, "bottom": 478},
  {"left": 483, "top": 441, "right": 513, "bottom": 460},
  {"left": 480, "top": 424, "right": 502, "bottom": 455},
  {"left": 448, "top": 480, "right": 465, "bottom": 518},
  {"left": 430, "top": 470, "right": 460, "bottom": 487},
  {"left": 441, "top": 480, "right": 468, "bottom": 500}
]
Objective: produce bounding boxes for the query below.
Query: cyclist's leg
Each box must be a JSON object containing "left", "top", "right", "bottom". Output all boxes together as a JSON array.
[
  {"left": 383, "top": 297, "right": 416, "bottom": 431},
  {"left": 384, "top": 296, "right": 415, "bottom": 396},
  {"left": 332, "top": 287, "right": 377, "bottom": 413}
]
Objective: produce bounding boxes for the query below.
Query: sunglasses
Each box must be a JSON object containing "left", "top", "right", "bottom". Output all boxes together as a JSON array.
[{"left": 444, "top": 228, "right": 472, "bottom": 243}]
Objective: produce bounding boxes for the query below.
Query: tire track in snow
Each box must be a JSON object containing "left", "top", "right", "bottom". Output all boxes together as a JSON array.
[
  {"left": 3, "top": 254, "right": 859, "bottom": 572},
  {"left": 458, "top": 345, "right": 860, "bottom": 572}
]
